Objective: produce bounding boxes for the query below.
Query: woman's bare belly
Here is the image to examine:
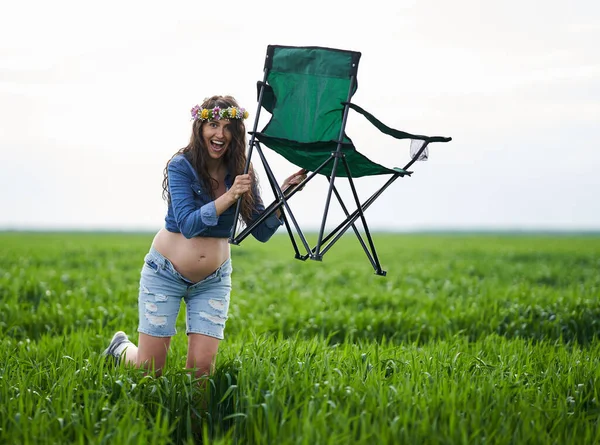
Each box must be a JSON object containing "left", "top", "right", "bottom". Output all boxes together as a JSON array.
[{"left": 152, "top": 228, "right": 230, "bottom": 283}]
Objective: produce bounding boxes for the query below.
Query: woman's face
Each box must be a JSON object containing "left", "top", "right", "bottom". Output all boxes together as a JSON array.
[{"left": 201, "top": 119, "right": 232, "bottom": 161}]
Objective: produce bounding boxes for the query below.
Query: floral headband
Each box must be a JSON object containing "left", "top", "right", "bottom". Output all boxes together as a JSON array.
[{"left": 190, "top": 104, "right": 250, "bottom": 122}]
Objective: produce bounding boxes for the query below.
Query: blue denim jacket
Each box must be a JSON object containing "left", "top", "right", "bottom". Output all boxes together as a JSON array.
[{"left": 164, "top": 154, "right": 283, "bottom": 242}]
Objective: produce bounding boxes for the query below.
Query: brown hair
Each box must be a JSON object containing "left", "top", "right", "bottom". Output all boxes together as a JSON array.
[{"left": 162, "top": 95, "right": 257, "bottom": 223}]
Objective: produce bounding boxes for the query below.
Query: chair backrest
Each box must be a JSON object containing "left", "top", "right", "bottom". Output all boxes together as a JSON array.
[
  {"left": 261, "top": 45, "right": 360, "bottom": 145},
  {"left": 257, "top": 46, "right": 405, "bottom": 178}
]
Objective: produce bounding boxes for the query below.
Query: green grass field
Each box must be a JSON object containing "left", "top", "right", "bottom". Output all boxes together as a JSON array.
[{"left": 1, "top": 232, "right": 599, "bottom": 444}]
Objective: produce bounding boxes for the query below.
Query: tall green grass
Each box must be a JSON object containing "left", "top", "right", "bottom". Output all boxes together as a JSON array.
[{"left": 1, "top": 232, "right": 599, "bottom": 444}]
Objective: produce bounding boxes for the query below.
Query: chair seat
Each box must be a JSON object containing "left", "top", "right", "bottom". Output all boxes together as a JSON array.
[{"left": 254, "top": 132, "right": 411, "bottom": 178}]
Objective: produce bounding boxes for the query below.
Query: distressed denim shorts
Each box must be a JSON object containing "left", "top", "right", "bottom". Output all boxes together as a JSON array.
[{"left": 137, "top": 247, "right": 232, "bottom": 339}]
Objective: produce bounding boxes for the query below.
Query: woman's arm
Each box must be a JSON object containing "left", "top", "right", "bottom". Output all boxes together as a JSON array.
[{"left": 169, "top": 156, "right": 237, "bottom": 238}]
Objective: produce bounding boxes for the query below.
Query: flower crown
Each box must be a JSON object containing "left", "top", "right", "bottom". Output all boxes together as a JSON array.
[{"left": 190, "top": 104, "right": 249, "bottom": 122}]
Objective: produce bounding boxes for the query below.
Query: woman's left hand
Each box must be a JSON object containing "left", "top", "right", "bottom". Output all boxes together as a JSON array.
[{"left": 281, "top": 169, "right": 308, "bottom": 195}]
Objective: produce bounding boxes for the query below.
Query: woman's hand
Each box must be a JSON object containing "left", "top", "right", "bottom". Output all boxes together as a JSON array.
[
  {"left": 275, "top": 169, "right": 308, "bottom": 219},
  {"left": 282, "top": 169, "right": 308, "bottom": 196},
  {"left": 229, "top": 174, "right": 253, "bottom": 201}
]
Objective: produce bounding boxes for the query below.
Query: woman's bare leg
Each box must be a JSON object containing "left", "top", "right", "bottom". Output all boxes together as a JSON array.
[
  {"left": 186, "top": 333, "right": 220, "bottom": 378},
  {"left": 122, "top": 333, "right": 171, "bottom": 374}
]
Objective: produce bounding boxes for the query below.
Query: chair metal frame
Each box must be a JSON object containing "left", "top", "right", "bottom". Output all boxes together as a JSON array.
[{"left": 229, "top": 46, "right": 439, "bottom": 276}]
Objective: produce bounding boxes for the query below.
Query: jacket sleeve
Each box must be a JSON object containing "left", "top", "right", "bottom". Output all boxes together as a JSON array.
[
  {"left": 168, "top": 156, "right": 218, "bottom": 238},
  {"left": 246, "top": 182, "right": 284, "bottom": 243}
]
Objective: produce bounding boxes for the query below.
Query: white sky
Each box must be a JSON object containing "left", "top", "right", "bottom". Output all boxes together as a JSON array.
[{"left": 1, "top": 0, "right": 599, "bottom": 231}]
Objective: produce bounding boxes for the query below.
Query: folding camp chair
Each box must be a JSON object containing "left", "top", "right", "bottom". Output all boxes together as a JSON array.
[{"left": 230, "top": 45, "right": 451, "bottom": 275}]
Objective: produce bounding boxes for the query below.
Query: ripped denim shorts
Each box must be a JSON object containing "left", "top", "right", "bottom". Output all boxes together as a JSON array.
[{"left": 137, "top": 247, "right": 232, "bottom": 339}]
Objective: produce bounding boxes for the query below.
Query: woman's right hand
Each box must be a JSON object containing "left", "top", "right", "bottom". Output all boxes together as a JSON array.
[{"left": 229, "top": 174, "right": 252, "bottom": 201}]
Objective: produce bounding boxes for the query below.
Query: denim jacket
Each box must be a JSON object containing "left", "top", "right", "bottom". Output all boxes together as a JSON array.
[{"left": 164, "top": 154, "right": 283, "bottom": 242}]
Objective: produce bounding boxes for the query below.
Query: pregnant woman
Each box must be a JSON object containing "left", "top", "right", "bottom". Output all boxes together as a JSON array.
[{"left": 103, "top": 95, "right": 306, "bottom": 377}]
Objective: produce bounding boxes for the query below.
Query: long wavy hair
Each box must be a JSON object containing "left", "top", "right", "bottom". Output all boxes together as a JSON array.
[{"left": 162, "top": 95, "right": 257, "bottom": 223}]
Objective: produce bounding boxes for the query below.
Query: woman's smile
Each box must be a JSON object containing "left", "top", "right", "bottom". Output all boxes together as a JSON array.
[{"left": 209, "top": 139, "right": 226, "bottom": 153}]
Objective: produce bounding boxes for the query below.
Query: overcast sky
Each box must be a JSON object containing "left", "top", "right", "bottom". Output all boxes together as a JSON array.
[{"left": 1, "top": 0, "right": 598, "bottom": 232}]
